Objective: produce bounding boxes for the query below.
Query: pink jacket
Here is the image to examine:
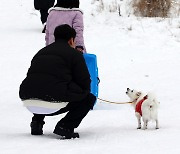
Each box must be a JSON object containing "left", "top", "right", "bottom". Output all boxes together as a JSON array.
[{"left": 45, "top": 7, "right": 86, "bottom": 52}]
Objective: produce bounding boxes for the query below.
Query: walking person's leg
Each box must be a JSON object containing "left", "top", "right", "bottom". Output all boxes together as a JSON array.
[
  {"left": 40, "top": 9, "right": 48, "bottom": 24},
  {"left": 39, "top": 9, "right": 48, "bottom": 33}
]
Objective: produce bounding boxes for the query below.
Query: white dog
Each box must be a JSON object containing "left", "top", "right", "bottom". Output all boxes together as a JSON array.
[{"left": 126, "top": 88, "right": 159, "bottom": 130}]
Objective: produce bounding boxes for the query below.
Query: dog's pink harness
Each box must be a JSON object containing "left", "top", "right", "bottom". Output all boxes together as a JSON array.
[{"left": 135, "top": 95, "right": 148, "bottom": 116}]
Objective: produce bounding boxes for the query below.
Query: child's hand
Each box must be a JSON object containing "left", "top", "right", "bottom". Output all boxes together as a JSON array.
[
  {"left": 76, "top": 47, "right": 83, "bottom": 52},
  {"left": 75, "top": 46, "right": 84, "bottom": 53}
]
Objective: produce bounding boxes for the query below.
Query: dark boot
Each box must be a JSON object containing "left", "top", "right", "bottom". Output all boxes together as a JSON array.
[
  {"left": 30, "top": 121, "right": 45, "bottom": 135},
  {"left": 53, "top": 122, "right": 79, "bottom": 139}
]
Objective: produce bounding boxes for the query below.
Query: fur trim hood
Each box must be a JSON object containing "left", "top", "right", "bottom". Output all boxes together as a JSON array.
[{"left": 49, "top": 7, "right": 83, "bottom": 14}]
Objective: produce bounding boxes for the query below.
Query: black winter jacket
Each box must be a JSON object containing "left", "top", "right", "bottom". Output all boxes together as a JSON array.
[
  {"left": 34, "top": 0, "right": 55, "bottom": 10},
  {"left": 19, "top": 39, "right": 91, "bottom": 102}
]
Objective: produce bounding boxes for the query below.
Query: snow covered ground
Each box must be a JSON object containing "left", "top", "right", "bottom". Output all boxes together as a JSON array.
[{"left": 1, "top": 0, "right": 180, "bottom": 153}]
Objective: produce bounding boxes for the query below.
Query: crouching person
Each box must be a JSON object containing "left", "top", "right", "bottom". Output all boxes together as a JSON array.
[{"left": 19, "top": 24, "right": 96, "bottom": 139}]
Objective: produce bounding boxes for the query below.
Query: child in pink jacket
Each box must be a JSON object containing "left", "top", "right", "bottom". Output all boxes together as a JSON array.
[{"left": 45, "top": 0, "right": 86, "bottom": 53}]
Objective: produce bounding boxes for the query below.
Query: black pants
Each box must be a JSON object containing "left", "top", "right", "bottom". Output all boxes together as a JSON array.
[
  {"left": 40, "top": 9, "right": 49, "bottom": 24},
  {"left": 32, "top": 93, "right": 96, "bottom": 129}
]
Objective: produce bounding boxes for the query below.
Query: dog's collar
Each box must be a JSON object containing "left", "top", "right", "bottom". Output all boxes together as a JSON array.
[{"left": 132, "top": 98, "right": 138, "bottom": 103}]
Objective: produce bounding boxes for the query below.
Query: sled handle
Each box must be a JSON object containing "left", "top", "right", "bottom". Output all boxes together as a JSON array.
[{"left": 97, "top": 77, "right": 100, "bottom": 84}]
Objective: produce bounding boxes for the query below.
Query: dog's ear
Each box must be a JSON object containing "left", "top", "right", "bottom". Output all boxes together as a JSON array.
[{"left": 136, "top": 92, "right": 142, "bottom": 97}]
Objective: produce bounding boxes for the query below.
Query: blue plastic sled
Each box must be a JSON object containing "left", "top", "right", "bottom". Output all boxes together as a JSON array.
[{"left": 83, "top": 53, "right": 99, "bottom": 104}]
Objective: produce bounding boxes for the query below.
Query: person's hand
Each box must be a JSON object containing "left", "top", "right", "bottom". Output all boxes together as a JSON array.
[
  {"left": 76, "top": 47, "right": 83, "bottom": 52},
  {"left": 75, "top": 46, "right": 84, "bottom": 53}
]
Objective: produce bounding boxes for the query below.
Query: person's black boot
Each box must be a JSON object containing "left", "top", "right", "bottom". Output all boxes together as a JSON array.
[
  {"left": 30, "top": 121, "right": 45, "bottom": 135},
  {"left": 53, "top": 123, "right": 79, "bottom": 139}
]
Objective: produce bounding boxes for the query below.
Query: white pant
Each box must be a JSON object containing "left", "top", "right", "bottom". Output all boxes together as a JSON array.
[{"left": 23, "top": 99, "right": 68, "bottom": 114}]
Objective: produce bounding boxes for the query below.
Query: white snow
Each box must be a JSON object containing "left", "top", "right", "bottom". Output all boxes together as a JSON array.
[{"left": 1, "top": 0, "right": 180, "bottom": 153}]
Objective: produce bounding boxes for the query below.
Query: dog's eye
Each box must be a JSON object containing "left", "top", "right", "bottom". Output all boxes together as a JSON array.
[{"left": 131, "top": 90, "right": 134, "bottom": 92}]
